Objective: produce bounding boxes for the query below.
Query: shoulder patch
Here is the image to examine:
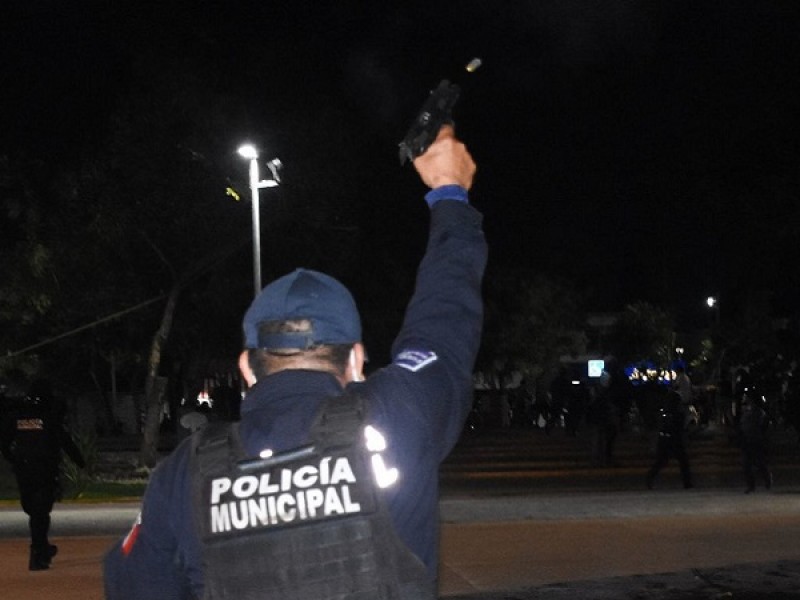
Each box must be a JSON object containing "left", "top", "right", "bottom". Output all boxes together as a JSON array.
[{"left": 394, "top": 350, "right": 438, "bottom": 372}]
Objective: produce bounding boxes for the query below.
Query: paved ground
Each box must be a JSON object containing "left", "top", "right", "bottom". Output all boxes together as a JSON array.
[
  {"left": 447, "top": 562, "right": 800, "bottom": 599},
  {"left": 437, "top": 425, "right": 800, "bottom": 598},
  {"left": 438, "top": 492, "right": 800, "bottom": 599},
  {"left": 2, "top": 488, "right": 800, "bottom": 599},
  {"left": 1, "top": 425, "right": 799, "bottom": 598}
]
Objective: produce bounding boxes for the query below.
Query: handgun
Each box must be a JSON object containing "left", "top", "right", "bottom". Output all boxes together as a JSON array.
[
  {"left": 398, "top": 79, "right": 461, "bottom": 165},
  {"left": 398, "top": 58, "right": 481, "bottom": 165}
]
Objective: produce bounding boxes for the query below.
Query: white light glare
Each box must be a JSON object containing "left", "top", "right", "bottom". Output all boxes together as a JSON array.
[
  {"left": 196, "top": 391, "right": 213, "bottom": 408},
  {"left": 706, "top": 296, "right": 717, "bottom": 308},
  {"left": 364, "top": 425, "right": 387, "bottom": 452},
  {"left": 371, "top": 454, "right": 399, "bottom": 488},
  {"left": 364, "top": 425, "right": 398, "bottom": 488},
  {"left": 238, "top": 144, "right": 258, "bottom": 160}
]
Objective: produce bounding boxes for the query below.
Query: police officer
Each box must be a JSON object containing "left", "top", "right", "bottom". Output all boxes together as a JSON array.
[
  {"left": 739, "top": 393, "right": 772, "bottom": 493},
  {"left": 0, "top": 378, "right": 86, "bottom": 570},
  {"left": 103, "top": 125, "right": 486, "bottom": 599},
  {"left": 646, "top": 390, "right": 694, "bottom": 490},
  {"left": 672, "top": 363, "right": 696, "bottom": 428}
]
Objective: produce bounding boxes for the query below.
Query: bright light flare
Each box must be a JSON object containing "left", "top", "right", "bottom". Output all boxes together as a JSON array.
[{"left": 237, "top": 144, "right": 258, "bottom": 160}]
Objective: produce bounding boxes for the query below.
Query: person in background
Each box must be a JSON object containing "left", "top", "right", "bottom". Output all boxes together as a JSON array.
[
  {"left": 587, "top": 371, "right": 616, "bottom": 467},
  {"left": 672, "top": 364, "right": 697, "bottom": 429},
  {"left": 646, "top": 390, "right": 693, "bottom": 490},
  {"left": 0, "top": 378, "right": 85, "bottom": 570},
  {"left": 738, "top": 393, "right": 773, "bottom": 494},
  {"left": 732, "top": 367, "right": 753, "bottom": 430}
]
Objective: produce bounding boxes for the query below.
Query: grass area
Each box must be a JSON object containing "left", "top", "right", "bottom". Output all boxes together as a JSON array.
[
  {"left": 65, "top": 479, "right": 147, "bottom": 502},
  {"left": 0, "top": 480, "right": 146, "bottom": 503},
  {"left": 0, "top": 458, "right": 146, "bottom": 503}
]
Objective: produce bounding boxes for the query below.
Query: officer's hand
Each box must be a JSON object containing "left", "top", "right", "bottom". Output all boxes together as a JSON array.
[{"left": 413, "top": 125, "right": 476, "bottom": 191}]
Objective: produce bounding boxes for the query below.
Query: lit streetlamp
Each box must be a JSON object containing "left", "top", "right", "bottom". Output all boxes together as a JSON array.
[{"left": 237, "top": 144, "right": 282, "bottom": 297}]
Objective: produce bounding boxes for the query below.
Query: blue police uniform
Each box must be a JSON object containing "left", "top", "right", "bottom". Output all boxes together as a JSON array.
[
  {"left": 104, "top": 194, "right": 487, "bottom": 599},
  {"left": 1, "top": 381, "right": 85, "bottom": 570}
]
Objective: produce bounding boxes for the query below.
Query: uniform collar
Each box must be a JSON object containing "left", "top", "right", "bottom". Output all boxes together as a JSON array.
[{"left": 240, "top": 369, "right": 345, "bottom": 415}]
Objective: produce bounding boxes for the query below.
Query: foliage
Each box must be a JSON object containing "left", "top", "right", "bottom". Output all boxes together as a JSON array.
[
  {"left": 704, "top": 290, "right": 800, "bottom": 392},
  {"left": 690, "top": 337, "right": 716, "bottom": 381},
  {"left": 718, "top": 291, "right": 782, "bottom": 368},
  {"left": 1, "top": 14, "right": 379, "bottom": 393},
  {"left": 2, "top": 13, "right": 387, "bottom": 465},
  {"left": 0, "top": 40, "right": 251, "bottom": 391},
  {"left": 478, "top": 268, "right": 587, "bottom": 381},
  {"left": 70, "top": 480, "right": 148, "bottom": 502},
  {"left": 61, "top": 430, "right": 99, "bottom": 499},
  {"left": 0, "top": 156, "right": 54, "bottom": 376},
  {"left": 609, "top": 301, "right": 675, "bottom": 366}
]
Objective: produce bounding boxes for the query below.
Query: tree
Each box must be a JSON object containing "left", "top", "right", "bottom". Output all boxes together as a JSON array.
[
  {"left": 1, "top": 35, "right": 256, "bottom": 462},
  {"left": 609, "top": 301, "right": 675, "bottom": 366},
  {"left": 478, "top": 268, "right": 587, "bottom": 388},
  {"left": 1, "top": 5, "right": 412, "bottom": 466}
]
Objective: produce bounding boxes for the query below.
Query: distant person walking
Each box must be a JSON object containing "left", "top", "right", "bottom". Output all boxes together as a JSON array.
[
  {"left": 646, "top": 391, "right": 693, "bottom": 490},
  {"left": 732, "top": 367, "right": 753, "bottom": 430},
  {"left": 738, "top": 393, "right": 773, "bottom": 494},
  {"left": 548, "top": 367, "right": 570, "bottom": 432},
  {"left": 0, "top": 378, "right": 85, "bottom": 570},
  {"left": 586, "top": 371, "right": 618, "bottom": 467},
  {"left": 672, "top": 364, "right": 696, "bottom": 429}
]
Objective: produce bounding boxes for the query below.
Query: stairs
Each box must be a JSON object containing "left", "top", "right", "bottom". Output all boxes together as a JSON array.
[{"left": 440, "top": 425, "right": 800, "bottom": 495}]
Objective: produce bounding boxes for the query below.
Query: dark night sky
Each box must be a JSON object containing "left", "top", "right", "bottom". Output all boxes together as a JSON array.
[{"left": 2, "top": 1, "right": 799, "bottom": 331}]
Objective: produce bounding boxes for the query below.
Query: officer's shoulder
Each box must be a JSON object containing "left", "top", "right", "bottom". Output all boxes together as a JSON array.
[{"left": 148, "top": 435, "right": 198, "bottom": 481}]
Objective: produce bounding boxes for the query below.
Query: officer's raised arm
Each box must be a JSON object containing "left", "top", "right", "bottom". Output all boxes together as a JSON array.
[
  {"left": 392, "top": 123, "right": 485, "bottom": 383},
  {"left": 373, "top": 124, "right": 487, "bottom": 452},
  {"left": 345, "top": 124, "right": 487, "bottom": 579}
]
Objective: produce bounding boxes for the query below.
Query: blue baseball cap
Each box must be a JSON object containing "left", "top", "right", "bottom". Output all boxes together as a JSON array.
[{"left": 242, "top": 268, "right": 362, "bottom": 350}]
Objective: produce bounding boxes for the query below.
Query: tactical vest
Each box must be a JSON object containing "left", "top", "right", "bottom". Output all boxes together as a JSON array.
[
  {"left": 9, "top": 403, "right": 58, "bottom": 472},
  {"left": 192, "top": 392, "right": 435, "bottom": 600}
]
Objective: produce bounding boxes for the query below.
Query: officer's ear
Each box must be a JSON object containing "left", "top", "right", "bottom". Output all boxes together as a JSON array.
[
  {"left": 238, "top": 350, "right": 257, "bottom": 388},
  {"left": 345, "top": 343, "right": 366, "bottom": 383}
]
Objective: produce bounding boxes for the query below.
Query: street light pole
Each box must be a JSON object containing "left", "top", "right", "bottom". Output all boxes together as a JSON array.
[
  {"left": 237, "top": 144, "right": 281, "bottom": 298},
  {"left": 247, "top": 155, "right": 263, "bottom": 296},
  {"left": 707, "top": 296, "right": 720, "bottom": 326},
  {"left": 706, "top": 295, "right": 723, "bottom": 382}
]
